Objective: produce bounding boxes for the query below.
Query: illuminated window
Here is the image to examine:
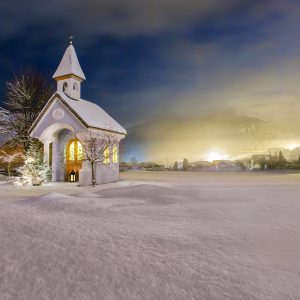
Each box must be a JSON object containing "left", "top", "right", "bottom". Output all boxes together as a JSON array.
[
  {"left": 49, "top": 143, "right": 53, "bottom": 167},
  {"left": 113, "top": 144, "right": 118, "bottom": 163},
  {"left": 77, "top": 141, "right": 83, "bottom": 160},
  {"left": 68, "top": 140, "right": 83, "bottom": 161},
  {"left": 104, "top": 147, "right": 110, "bottom": 164},
  {"left": 69, "top": 141, "right": 75, "bottom": 161}
]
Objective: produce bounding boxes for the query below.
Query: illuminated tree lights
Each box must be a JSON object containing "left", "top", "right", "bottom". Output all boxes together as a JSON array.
[
  {"left": 0, "top": 150, "right": 22, "bottom": 178},
  {"left": 14, "top": 143, "right": 51, "bottom": 186}
]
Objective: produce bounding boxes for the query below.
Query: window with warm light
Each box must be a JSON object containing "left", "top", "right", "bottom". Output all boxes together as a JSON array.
[
  {"left": 77, "top": 141, "right": 83, "bottom": 160},
  {"left": 69, "top": 141, "right": 75, "bottom": 161},
  {"left": 68, "top": 140, "right": 83, "bottom": 161},
  {"left": 104, "top": 147, "right": 110, "bottom": 164},
  {"left": 49, "top": 143, "right": 53, "bottom": 167},
  {"left": 113, "top": 144, "right": 118, "bottom": 163},
  {"left": 66, "top": 139, "right": 83, "bottom": 182}
]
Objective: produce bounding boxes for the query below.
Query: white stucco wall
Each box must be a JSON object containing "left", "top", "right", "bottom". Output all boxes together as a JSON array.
[
  {"left": 57, "top": 77, "right": 83, "bottom": 100},
  {"left": 95, "top": 163, "right": 119, "bottom": 184},
  {"left": 31, "top": 98, "right": 86, "bottom": 140},
  {"left": 31, "top": 96, "right": 124, "bottom": 185},
  {"left": 79, "top": 160, "right": 119, "bottom": 186}
]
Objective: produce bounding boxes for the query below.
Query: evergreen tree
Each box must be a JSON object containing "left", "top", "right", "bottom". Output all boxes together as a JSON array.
[
  {"left": 183, "top": 158, "right": 189, "bottom": 171},
  {"left": 14, "top": 142, "right": 51, "bottom": 186},
  {"left": 173, "top": 161, "right": 178, "bottom": 171},
  {"left": 278, "top": 151, "right": 286, "bottom": 162},
  {"left": 277, "top": 150, "right": 286, "bottom": 168},
  {"left": 130, "top": 156, "right": 138, "bottom": 166}
]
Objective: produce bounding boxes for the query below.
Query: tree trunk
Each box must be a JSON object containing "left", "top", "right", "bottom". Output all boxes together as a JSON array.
[
  {"left": 7, "top": 162, "right": 11, "bottom": 178},
  {"left": 24, "top": 141, "right": 30, "bottom": 152},
  {"left": 91, "top": 161, "right": 95, "bottom": 187}
]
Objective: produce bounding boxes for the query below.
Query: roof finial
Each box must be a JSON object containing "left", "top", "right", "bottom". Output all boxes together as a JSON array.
[{"left": 68, "top": 35, "right": 74, "bottom": 45}]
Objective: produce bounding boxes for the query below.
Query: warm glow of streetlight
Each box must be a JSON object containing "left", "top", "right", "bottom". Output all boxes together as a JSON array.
[
  {"left": 205, "top": 151, "right": 228, "bottom": 162},
  {"left": 287, "top": 143, "right": 299, "bottom": 151}
]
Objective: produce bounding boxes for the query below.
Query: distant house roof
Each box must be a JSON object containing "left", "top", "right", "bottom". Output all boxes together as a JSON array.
[
  {"left": 52, "top": 44, "right": 86, "bottom": 80},
  {"left": 29, "top": 92, "right": 127, "bottom": 135},
  {"left": 251, "top": 155, "right": 272, "bottom": 162}
]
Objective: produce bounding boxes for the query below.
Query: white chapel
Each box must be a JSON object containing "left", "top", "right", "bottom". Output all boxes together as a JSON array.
[{"left": 29, "top": 41, "right": 126, "bottom": 185}]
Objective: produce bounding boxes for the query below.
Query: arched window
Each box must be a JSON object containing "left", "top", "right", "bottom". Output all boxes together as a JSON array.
[
  {"left": 69, "top": 141, "right": 75, "bottom": 161},
  {"left": 49, "top": 143, "right": 53, "bottom": 168},
  {"left": 68, "top": 140, "right": 83, "bottom": 161},
  {"left": 77, "top": 141, "right": 83, "bottom": 160},
  {"left": 73, "top": 82, "right": 78, "bottom": 91},
  {"left": 63, "top": 82, "right": 68, "bottom": 92},
  {"left": 104, "top": 147, "right": 110, "bottom": 164},
  {"left": 113, "top": 144, "right": 118, "bottom": 163}
]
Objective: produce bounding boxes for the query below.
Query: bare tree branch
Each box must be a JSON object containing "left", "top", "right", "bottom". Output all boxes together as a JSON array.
[
  {"left": 0, "top": 150, "right": 23, "bottom": 177},
  {"left": 0, "top": 70, "right": 54, "bottom": 150},
  {"left": 76, "top": 130, "right": 121, "bottom": 186}
]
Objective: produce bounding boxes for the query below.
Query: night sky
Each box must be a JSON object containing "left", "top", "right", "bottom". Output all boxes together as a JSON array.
[{"left": 1, "top": 0, "right": 300, "bottom": 163}]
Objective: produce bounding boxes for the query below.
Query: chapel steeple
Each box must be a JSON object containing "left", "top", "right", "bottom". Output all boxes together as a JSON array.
[{"left": 52, "top": 38, "right": 86, "bottom": 99}]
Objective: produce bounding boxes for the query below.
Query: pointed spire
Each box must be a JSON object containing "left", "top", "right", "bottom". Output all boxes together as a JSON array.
[{"left": 52, "top": 40, "right": 86, "bottom": 80}]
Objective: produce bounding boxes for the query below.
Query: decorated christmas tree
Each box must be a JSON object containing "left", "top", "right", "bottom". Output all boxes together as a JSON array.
[{"left": 14, "top": 142, "right": 51, "bottom": 186}]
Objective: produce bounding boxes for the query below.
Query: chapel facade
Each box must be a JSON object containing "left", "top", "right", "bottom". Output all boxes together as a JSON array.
[{"left": 29, "top": 41, "right": 126, "bottom": 185}]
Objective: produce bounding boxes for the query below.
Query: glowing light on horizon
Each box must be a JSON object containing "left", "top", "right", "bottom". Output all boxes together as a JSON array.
[
  {"left": 287, "top": 143, "right": 299, "bottom": 151},
  {"left": 205, "top": 151, "right": 228, "bottom": 162}
]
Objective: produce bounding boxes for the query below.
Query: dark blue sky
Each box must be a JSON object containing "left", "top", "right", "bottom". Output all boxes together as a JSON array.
[{"left": 1, "top": 0, "right": 300, "bottom": 162}]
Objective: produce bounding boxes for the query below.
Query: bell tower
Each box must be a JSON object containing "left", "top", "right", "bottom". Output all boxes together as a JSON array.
[{"left": 52, "top": 37, "right": 86, "bottom": 99}]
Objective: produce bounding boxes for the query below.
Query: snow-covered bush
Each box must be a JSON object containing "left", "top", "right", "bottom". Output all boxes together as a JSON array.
[{"left": 13, "top": 142, "right": 51, "bottom": 186}]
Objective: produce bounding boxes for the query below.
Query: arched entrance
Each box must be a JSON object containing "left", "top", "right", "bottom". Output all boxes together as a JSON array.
[{"left": 66, "top": 139, "right": 83, "bottom": 182}]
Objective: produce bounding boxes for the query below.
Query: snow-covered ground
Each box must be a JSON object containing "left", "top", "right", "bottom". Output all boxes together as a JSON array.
[{"left": 0, "top": 171, "right": 300, "bottom": 300}]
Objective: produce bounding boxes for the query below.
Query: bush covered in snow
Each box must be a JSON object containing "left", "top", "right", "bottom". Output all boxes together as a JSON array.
[{"left": 13, "top": 142, "right": 51, "bottom": 186}]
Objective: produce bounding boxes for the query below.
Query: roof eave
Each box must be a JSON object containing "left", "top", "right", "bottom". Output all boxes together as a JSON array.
[
  {"left": 52, "top": 74, "right": 85, "bottom": 81},
  {"left": 29, "top": 92, "right": 127, "bottom": 137}
]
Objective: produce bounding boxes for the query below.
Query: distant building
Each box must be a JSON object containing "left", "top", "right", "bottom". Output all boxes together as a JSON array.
[
  {"left": 251, "top": 155, "right": 272, "bottom": 162},
  {"left": 250, "top": 155, "right": 272, "bottom": 170},
  {"left": 269, "top": 147, "right": 300, "bottom": 161},
  {"left": 212, "top": 160, "right": 243, "bottom": 171},
  {"left": 189, "top": 161, "right": 212, "bottom": 171},
  {"left": 189, "top": 161, "right": 211, "bottom": 168},
  {"left": 177, "top": 160, "right": 183, "bottom": 169}
]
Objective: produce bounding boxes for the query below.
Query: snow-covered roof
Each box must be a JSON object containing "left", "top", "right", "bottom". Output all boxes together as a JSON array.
[
  {"left": 30, "top": 43, "right": 126, "bottom": 137},
  {"left": 52, "top": 44, "right": 86, "bottom": 80},
  {"left": 57, "top": 92, "right": 127, "bottom": 134}
]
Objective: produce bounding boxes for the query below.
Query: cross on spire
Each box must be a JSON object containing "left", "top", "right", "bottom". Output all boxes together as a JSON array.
[{"left": 68, "top": 35, "right": 74, "bottom": 45}]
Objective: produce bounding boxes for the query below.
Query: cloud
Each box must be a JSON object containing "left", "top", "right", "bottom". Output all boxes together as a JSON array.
[
  {"left": 118, "top": 1, "right": 300, "bottom": 161},
  {"left": 125, "top": 112, "right": 277, "bottom": 162},
  {"left": 0, "top": 0, "right": 266, "bottom": 40},
  {"left": 2, "top": 0, "right": 300, "bottom": 161}
]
